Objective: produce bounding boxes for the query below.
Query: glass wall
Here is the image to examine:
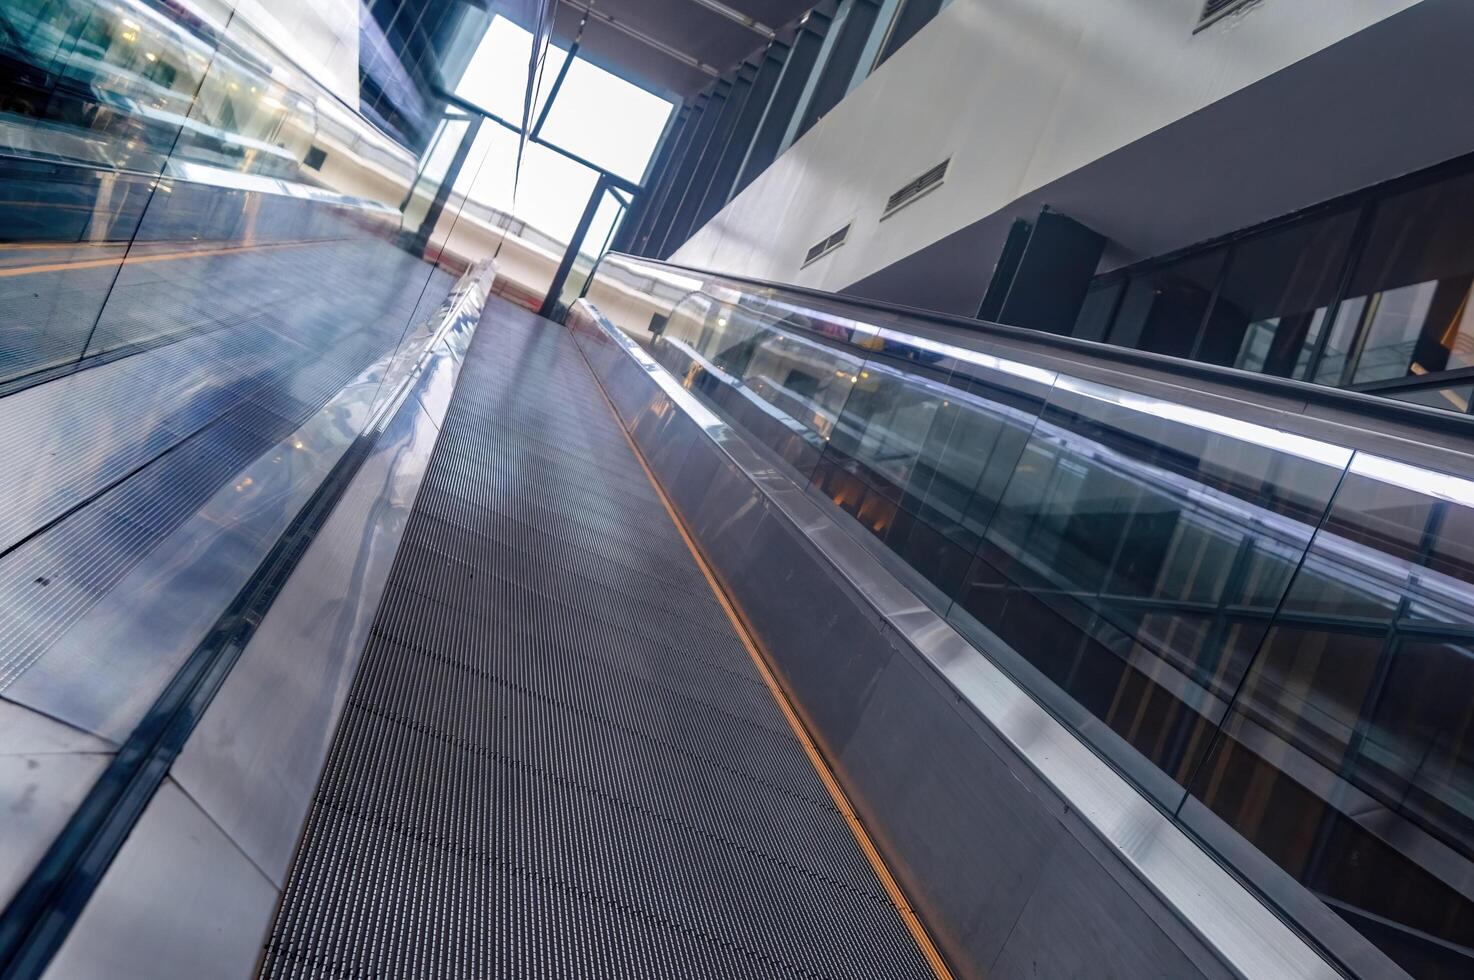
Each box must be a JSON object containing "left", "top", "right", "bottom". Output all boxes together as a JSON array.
[
  {"left": 1077, "top": 156, "right": 1474, "bottom": 414},
  {"left": 0, "top": 0, "right": 484, "bottom": 386},
  {"left": 0, "top": 0, "right": 502, "bottom": 731},
  {"left": 581, "top": 252, "right": 1474, "bottom": 978}
]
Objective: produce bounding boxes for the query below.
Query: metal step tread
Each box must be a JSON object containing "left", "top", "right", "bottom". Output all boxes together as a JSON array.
[{"left": 258, "top": 297, "right": 935, "bottom": 980}]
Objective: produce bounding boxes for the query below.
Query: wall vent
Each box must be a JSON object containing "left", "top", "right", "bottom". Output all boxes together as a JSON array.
[
  {"left": 1196, "top": 0, "right": 1254, "bottom": 30},
  {"left": 802, "top": 223, "right": 851, "bottom": 267},
  {"left": 881, "top": 159, "right": 948, "bottom": 219}
]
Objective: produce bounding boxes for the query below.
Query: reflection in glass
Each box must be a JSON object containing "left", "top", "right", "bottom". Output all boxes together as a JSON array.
[
  {"left": 813, "top": 355, "right": 1042, "bottom": 603},
  {"left": 1107, "top": 249, "right": 1226, "bottom": 359},
  {"left": 1195, "top": 458, "right": 1474, "bottom": 978},
  {"left": 651, "top": 295, "right": 865, "bottom": 476},
  {"left": 1207, "top": 209, "right": 1359, "bottom": 376},
  {"left": 577, "top": 252, "right": 1474, "bottom": 977},
  {"left": 1386, "top": 383, "right": 1473, "bottom": 415},
  {"left": 954, "top": 379, "right": 1346, "bottom": 792},
  {"left": 1339, "top": 174, "right": 1474, "bottom": 386}
]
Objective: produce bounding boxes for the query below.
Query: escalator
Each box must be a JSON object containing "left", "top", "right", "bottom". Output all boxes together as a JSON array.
[{"left": 6, "top": 243, "right": 1474, "bottom": 980}]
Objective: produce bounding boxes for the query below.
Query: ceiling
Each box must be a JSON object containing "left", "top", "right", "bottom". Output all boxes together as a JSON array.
[{"left": 543, "top": 0, "right": 818, "bottom": 99}]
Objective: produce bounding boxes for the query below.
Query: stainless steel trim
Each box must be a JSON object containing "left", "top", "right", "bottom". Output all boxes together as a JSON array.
[{"left": 572, "top": 298, "right": 1349, "bottom": 980}]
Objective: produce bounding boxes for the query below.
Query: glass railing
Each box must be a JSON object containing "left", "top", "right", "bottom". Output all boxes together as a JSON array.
[
  {"left": 577, "top": 251, "right": 1474, "bottom": 980},
  {"left": 0, "top": 0, "right": 495, "bottom": 755},
  {"left": 0, "top": 0, "right": 495, "bottom": 388}
]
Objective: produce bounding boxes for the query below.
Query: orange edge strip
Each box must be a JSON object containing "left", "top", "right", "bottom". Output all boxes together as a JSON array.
[
  {"left": 582, "top": 348, "right": 955, "bottom": 980},
  {"left": 0, "top": 236, "right": 339, "bottom": 278}
]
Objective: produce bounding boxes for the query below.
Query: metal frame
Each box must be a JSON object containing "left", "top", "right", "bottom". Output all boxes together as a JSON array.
[{"left": 433, "top": 86, "right": 653, "bottom": 310}]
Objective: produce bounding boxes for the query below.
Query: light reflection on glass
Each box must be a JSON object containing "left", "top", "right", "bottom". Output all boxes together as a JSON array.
[{"left": 581, "top": 251, "right": 1474, "bottom": 977}]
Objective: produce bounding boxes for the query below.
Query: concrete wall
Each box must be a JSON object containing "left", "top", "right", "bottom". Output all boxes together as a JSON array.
[{"left": 670, "top": 0, "right": 1425, "bottom": 311}]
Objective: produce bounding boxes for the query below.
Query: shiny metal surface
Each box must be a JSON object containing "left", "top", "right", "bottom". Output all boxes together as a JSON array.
[
  {"left": 0, "top": 750, "right": 110, "bottom": 913},
  {"left": 0, "top": 700, "right": 113, "bottom": 756},
  {"left": 0, "top": 258, "right": 487, "bottom": 979},
  {"left": 40, "top": 779, "right": 278, "bottom": 980},
  {"left": 0, "top": 355, "right": 385, "bottom": 741},
  {"left": 172, "top": 365, "right": 451, "bottom": 886},
  {"left": 568, "top": 297, "right": 1346, "bottom": 980}
]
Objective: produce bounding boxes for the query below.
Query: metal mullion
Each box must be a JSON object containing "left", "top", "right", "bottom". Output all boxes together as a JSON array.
[
  {"left": 540, "top": 173, "right": 611, "bottom": 318},
  {"left": 1305, "top": 200, "right": 1376, "bottom": 384},
  {"left": 529, "top": 41, "right": 578, "bottom": 140}
]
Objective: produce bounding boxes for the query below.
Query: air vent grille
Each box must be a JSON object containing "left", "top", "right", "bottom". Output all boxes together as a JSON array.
[
  {"left": 802, "top": 223, "right": 850, "bottom": 267},
  {"left": 881, "top": 159, "right": 948, "bottom": 219},
  {"left": 1197, "top": 0, "right": 1253, "bottom": 28}
]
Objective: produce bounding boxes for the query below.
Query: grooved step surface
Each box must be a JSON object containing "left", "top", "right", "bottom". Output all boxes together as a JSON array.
[{"left": 259, "top": 298, "right": 935, "bottom": 980}]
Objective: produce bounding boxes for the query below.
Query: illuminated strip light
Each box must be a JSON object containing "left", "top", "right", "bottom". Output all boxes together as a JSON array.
[
  {"left": 1351, "top": 452, "right": 1474, "bottom": 507},
  {"left": 1054, "top": 375, "right": 1354, "bottom": 470}
]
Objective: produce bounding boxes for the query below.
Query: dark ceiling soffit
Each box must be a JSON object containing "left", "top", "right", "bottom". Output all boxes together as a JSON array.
[{"left": 558, "top": 0, "right": 723, "bottom": 76}]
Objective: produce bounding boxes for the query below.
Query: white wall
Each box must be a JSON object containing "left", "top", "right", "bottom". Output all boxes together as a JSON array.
[
  {"left": 232, "top": 0, "right": 363, "bottom": 109},
  {"left": 672, "top": 0, "right": 1421, "bottom": 292}
]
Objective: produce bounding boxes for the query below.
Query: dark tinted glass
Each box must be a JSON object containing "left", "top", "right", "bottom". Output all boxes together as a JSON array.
[
  {"left": 1108, "top": 249, "right": 1226, "bottom": 358},
  {"left": 811, "top": 349, "right": 1045, "bottom": 604},
  {"left": 1386, "top": 382, "right": 1473, "bottom": 414},
  {"left": 649, "top": 295, "right": 864, "bottom": 477},
  {"left": 1204, "top": 209, "right": 1360, "bottom": 375},
  {"left": 1194, "top": 457, "right": 1474, "bottom": 977},
  {"left": 1335, "top": 173, "right": 1474, "bottom": 386},
  {"left": 582, "top": 252, "right": 1474, "bottom": 978},
  {"left": 953, "top": 378, "right": 1348, "bottom": 795},
  {"left": 874, "top": 0, "right": 944, "bottom": 68}
]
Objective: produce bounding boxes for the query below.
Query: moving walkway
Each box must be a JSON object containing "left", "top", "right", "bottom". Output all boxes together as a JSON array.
[{"left": 3, "top": 244, "right": 1474, "bottom": 980}]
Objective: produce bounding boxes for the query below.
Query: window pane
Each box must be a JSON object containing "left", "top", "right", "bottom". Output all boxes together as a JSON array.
[
  {"left": 454, "top": 16, "right": 537, "bottom": 122},
  {"left": 538, "top": 54, "right": 673, "bottom": 183},
  {"left": 553, "top": 189, "right": 626, "bottom": 316},
  {"left": 1342, "top": 172, "right": 1474, "bottom": 385},
  {"left": 808, "top": 339, "right": 1050, "bottom": 606},
  {"left": 1194, "top": 457, "right": 1474, "bottom": 978},
  {"left": 875, "top": 0, "right": 944, "bottom": 69},
  {"left": 1203, "top": 208, "right": 1359, "bottom": 374},
  {"left": 1108, "top": 249, "right": 1226, "bottom": 359}
]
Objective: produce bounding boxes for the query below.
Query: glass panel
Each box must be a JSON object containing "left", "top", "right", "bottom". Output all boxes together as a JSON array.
[
  {"left": 952, "top": 376, "right": 1349, "bottom": 798},
  {"left": 400, "top": 116, "right": 473, "bottom": 234},
  {"left": 1204, "top": 208, "right": 1360, "bottom": 374},
  {"left": 875, "top": 0, "right": 944, "bottom": 69},
  {"left": 427, "top": 125, "right": 600, "bottom": 307},
  {"left": 650, "top": 295, "right": 866, "bottom": 478},
  {"left": 552, "top": 188, "right": 626, "bottom": 317},
  {"left": 1193, "top": 456, "right": 1474, "bottom": 978},
  {"left": 1108, "top": 249, "right": 1226, "bottom": 359},
  {"left": 0, "top": 0, "right": 207, "bottom": 175},
  {"left": 1340, "top": 172, "right": 1474, "bottom": 386},
  {"left": 453, "top": 15, "right": 540, "bottom": 122},
  {"left": 811, "top": 348, "right": 1048, "bottom": 605},
  {"left": 0, "top": 0, "right": 488, "bottom": 772}
]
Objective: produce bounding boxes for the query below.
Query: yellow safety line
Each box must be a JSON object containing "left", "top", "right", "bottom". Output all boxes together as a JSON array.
[
  {"left": 583, "top": 348, "right": 956, "bottom": 980},
  {"left": 0, "top": 237, "right": 336, "bottom": 278}
]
